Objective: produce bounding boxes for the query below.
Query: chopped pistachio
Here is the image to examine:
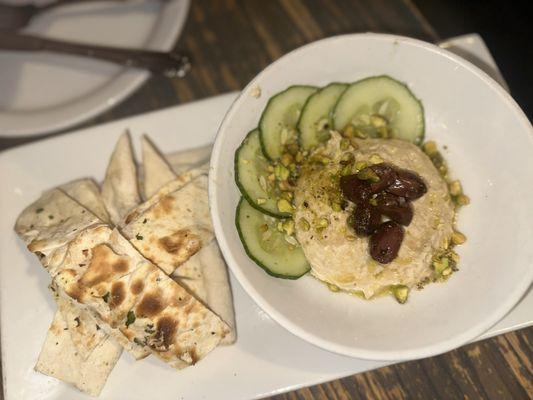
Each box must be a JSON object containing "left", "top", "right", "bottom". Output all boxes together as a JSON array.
[
  {"left": 288, "top": 163, "right": 297, "bottom": 172},
  {"left": 378, "top": 126, "right": 389, "bottom": 139},
  {"left": 354, "top": 128, "right": 368, "bottom": 139},
  {"left": 391, "top": 285, "right": 409, "bottom": 304},
  {"left": 451, "top": 231, "right": 467, "bottom": 245},
  {"left": 332, "top": 202, "right": 342, "bottom": 212},
  {"left": 259, "top": 175, "right": 267, "bottom": 192},
  {"left": 369, "top": 198, "right": 378, "bottom": 206},
  {"left": 284, "top": 235, "right": 298, "bottom": 246},
  {"left": 369, "top": 154, "right": 384, "bottom": 164},
  {"left": 349, "top": 139, "right": 360, "bottom": 149},
  {"left": 278, "top": 180, "right": 291, "bottom": 191},
  {"left": 340, "top": 138, "right": 350, "bottom": 151},
  {"left": 256, "top": 198, "right": 267, "bottom": 205},
  {"left": 342, "top": 124, "right": 355, "bottom": 138},
  {"left": 259, "top": 224, "right": 269, "bottom": 233},
  {"left": 295, "top": 152, "right": 304, "bottom": 163},
  {"left": 280, "top": 127, "right": 290, "bottom": 145},
  {"left": 354, "top": 161, "right": 367, "bottom": 172},
  {"left": 432, "top": 257, "right": 450, "bottom": 275},
  {"left": 455, "top": 194, "right": 470, "bottom": 206},
  {"left": 449, "top": 180, "right": 462, "bottom": 196},
  {"left": 281, "top": 153, "right": 294, "bottom": 167},
  {"left": 274, "top": 164, "right": 290, "bottom": 180},
  {"left": 267, "top": 173, "right": 276, "bottom": 182},
  {"left": 449, "top": 250, "right": 460, "bottom": 264},
  {"left": 282, "top": 220, "right": 295, "bottom": 235},
  {"left": 327, "top": 283, "right": 340, "bottom": 292},
  {"left": 314, "top": 217, "right": 329, "bottom": 231},
  {"left": 441, "top": 267, "right": 453, "bottom": 277},
  {"left": 370, "top": 114, "right": 388, "bottom": 128},
  {"left": 341, "top": 164, "right": 353, "bottom": 176},
  {"left": 277, "top": 222, "right": 284, "bottom": 232},
  {"left": 298, "top": 218, "right": 310, "bottom": 231},
  {"left": 423, "top": 141, "right": 438, "bottom": 155},
  {"left": 266, "top": 165, "right": 275, "bottom": 173},
  {"left": 340, "top": 152, "right": 355, "bottom": 165},
  {"left": 357, "top": 168, "right": 380, "bottom": 183},
  {"left": 281, "top": 191, "right": 293, "bottom": 201},
  {"left": 277, "top": 199, "right": 293, "bottom": 214}
]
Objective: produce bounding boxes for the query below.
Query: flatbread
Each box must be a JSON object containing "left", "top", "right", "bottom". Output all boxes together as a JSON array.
[
  {"left": 141, "top": 136, "right": 177, "bottom": 200},
  {"left": 122, "top": 175, "right": 213, "bottom": 275},
  {"left": 18, "top": 190, "right": 229, "bottom": 368},
  {"left": 166, "top": 143, "right": 212, "bottom": 175},
  {"left": 60, "top": 179, "right": 110, "bottom": 224},
  {"left": 101, "top": 132, "right": 141, "bottom": 226},
  {"left": 35, "top": 309, "right": 122, "bottom": 397}
]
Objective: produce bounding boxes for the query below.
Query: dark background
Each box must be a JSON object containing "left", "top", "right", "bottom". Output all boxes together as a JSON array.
[{"left": 414, "top": 0, "right": 532, "bottom": 120}]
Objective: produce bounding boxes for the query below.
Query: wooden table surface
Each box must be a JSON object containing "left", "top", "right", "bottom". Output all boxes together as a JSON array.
[{"left": 1, "top": 1, "right": 532, "bottom": 399}]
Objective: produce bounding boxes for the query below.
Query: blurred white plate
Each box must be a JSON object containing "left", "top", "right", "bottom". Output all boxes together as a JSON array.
[
  {"left": 210, "top": 33, "right": 533, "bottom": 361},
  {"left": 0, "top": 0, "right": 189, "bottom": 137}
]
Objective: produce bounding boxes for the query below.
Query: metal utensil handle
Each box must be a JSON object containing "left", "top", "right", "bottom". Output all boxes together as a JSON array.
[{"left": 0, "top": 32, "right": 191, "bottom": 78}]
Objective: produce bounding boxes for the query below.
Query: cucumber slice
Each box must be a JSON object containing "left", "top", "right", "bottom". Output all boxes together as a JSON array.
[
  {"left": 236, "top": 198, "right": 310, "bottom": 279},
  {"left": 235, "top": 129, "right": 289, "bottom": 218},
  {"left": 333, "top": 75, "right": 424, "bottom": 144},
  {"left": 298, "top": 83, "right": 348, "bottom": 150},
  {"left": 259, "top": 85, "right": 317, "bottom": 160}
]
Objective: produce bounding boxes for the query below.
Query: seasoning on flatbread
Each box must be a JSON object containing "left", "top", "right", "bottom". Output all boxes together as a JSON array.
[
  {"left": 18, "top": 190, "right": 229, "bottom": 368},
  {"left": 142, "top": 139, "right": 236, "bottom": 344},
  {"left": 35, "top": 294, "right": 122, "bottom": 397},
  {"left": 101, "top": 132, "right": 141, "bottom": 226}
]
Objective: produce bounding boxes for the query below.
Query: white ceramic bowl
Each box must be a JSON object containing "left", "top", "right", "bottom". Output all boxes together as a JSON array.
[{"left": 209, "top": 33, "right": 533, "bottom": 361}]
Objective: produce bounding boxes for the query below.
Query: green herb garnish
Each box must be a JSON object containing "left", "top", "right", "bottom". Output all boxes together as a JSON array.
[{"left": 125, "top": 310, "right": 136, "bottom": 327}]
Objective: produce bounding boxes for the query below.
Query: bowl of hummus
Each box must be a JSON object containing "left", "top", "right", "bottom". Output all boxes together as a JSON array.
[{"left": 209, "top": 33, "right": 533, "bottom": 360}]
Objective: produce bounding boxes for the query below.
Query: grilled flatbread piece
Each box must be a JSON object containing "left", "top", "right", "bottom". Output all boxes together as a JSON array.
[
  {"left": 141, "top": 136, "right": 177, "bottom": 200},
  {"left": 122, "top": 175, "right": 213, "bottom": 275},
  {"left": 101, "top": 132, "right": 141, "bottom": 226},
  {"left": 17, "top": 190, "right": 229, "bottom": 368},
  {"left": 35, "top": 309, "right": 122, "bottom": 397}
]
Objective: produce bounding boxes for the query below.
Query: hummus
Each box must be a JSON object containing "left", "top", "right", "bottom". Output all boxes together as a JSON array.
[{"left": 294, "top": 133, "right": 455, "bottom": 299}]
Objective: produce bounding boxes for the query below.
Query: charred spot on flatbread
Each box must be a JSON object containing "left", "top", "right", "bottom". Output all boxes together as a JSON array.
[
  {"left": 109, "top": 281, "right": 126, "bottom": 309},
  {"left": 136, "top": 293, "right": 165, "bottom": 318},
  {"left": 131, "top": 279, "right": 144, "bottom": 295},
  {"left": 158, "top": 229, "right": 201, "bottom": 261},
  {"left": 152, "top": 316, "right": 177, "bottom": 351},
  {"left": 79, "top": 245, "right": 131, "bottom": 287}
]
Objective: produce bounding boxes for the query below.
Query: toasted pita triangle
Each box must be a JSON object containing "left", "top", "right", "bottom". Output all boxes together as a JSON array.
[
  {"left": 101, "top": 132, "right": 141, "bottom": 226},
  {"left": 141, "top": 135, "right": 177, "bottom": 200}
]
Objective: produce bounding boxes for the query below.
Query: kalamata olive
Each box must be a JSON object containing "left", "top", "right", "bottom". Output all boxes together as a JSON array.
[
  {"left": 349, "top": 201, "right": 382, "bottom": 236},
  {"left": 387, "top": 169, "right": 427, "bottom": 200},
  {"left": 366, "top": 163, "right": 397, "bottom": 193},
  {"left": 370, "top": 221, "right": 404, "bottom": 264},
  {"left": 375, "top": 192, "right": 413, "bottom": 226},
  {"left": 340, "top": 174, "right": 371, "bottom": 203}
]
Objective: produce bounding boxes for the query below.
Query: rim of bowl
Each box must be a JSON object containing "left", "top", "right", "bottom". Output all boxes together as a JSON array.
[{"left": 209, "top": 32, "right": 533, "bottom": 361}]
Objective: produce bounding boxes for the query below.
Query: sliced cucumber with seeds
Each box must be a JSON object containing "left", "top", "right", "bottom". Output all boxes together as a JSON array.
[
  {"left": 259, "top": 85, "right": 317, "bottom": 160},
  {"left": 298, "top": 82, "right": 348, "bottom": 150},
  {"left": 333, "top": 75, "right": 424, "bottom": 144},
  {"left": 235, "top": 129, "right": 289, "bottom": 218},
  {"left": 236, "top": 198, "right": 310, "bottom": 279}
]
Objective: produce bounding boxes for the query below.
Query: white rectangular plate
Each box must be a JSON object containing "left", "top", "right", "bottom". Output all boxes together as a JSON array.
[{"left": 0, "top": 34, "right": 531, "bottom": 400}]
